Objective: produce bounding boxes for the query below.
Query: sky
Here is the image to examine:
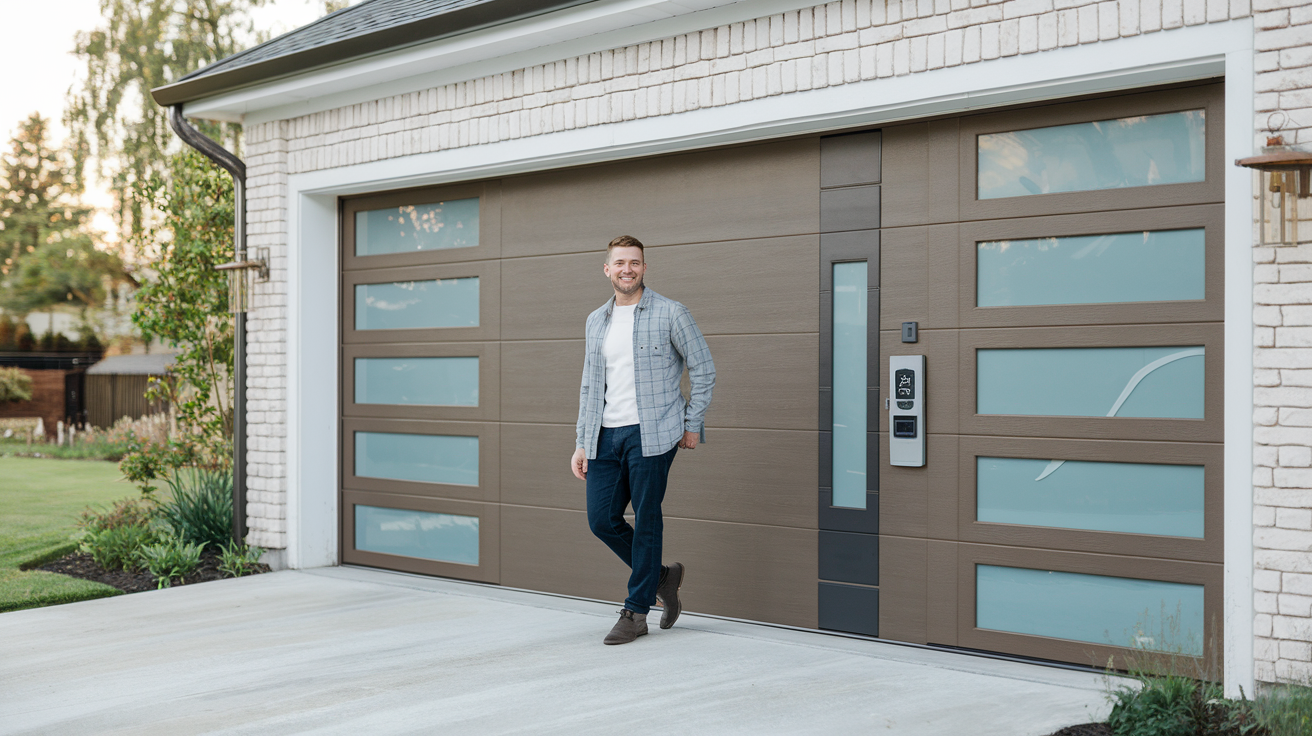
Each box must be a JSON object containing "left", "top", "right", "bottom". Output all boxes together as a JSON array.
[{"left": 0, "top": 0, "right": 331, "bottom": 233}]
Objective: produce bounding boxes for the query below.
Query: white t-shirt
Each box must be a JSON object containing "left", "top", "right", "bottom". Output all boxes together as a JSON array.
[{"left": 601, "top": 303, "right": 640, "bottom": 427}]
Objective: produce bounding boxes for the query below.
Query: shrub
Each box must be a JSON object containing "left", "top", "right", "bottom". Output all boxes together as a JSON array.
[
  {"left": 137, "top": 537, "right": 204, "bottom": 588},
  {"left": 77, "top": 496, "right": 158, "bottom": 532},
  {"left": 158, "top": 468, "right": 232, "bottom": 547},
  {"left": 217, "top": 540, "right": 265, "bottom": 578},
  {"left": 1108, "top": 674, "right": 1200, "bottom": 736},
  {"left": 81, "top": 523, "right": 159, "bottom": 571},
  {"left": 1256, "top": 685, "right": 1312, "bottom": 736},
  {"left": 0, "top": 367, "right": 33, "bottom": 403}
]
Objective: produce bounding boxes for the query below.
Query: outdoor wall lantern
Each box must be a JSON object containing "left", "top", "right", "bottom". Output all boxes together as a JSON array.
[
  {"left": 1237, "top": 118, "right": 1312, "bottom": 246},
  {"left": 215, "top": 247, "right": 269, "bottom": 314}
]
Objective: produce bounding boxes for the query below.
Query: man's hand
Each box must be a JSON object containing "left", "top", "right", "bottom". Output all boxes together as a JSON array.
[
  {"left": 677, "top": 431, "right": 699, "bottom": 450},
  {"left": 571, "top": 448, "right": 588, "bottom": 480}
]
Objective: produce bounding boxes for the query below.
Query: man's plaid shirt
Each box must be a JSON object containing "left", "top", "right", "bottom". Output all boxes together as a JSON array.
[{"left": 576, "top": 288, "right": 716, "bottom": 459}]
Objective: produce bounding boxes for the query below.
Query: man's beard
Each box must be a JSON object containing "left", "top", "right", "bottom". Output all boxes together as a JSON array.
[{"left": 613, "top": 274, "right": 643, "bottom": 295}]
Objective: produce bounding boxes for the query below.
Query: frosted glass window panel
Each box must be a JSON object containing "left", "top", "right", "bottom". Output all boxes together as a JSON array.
[
  {"left": 976, "top": 565, "right": 1204, "bottom": 655},
  {"left": 977, "top": 229, "right": 1206, "bottom": 307},
  {"left": 977, "top": 457, "right": 1204, "bottom": 537},
  {"left": 977, "top": 346, "right": 1204, "bottom": 419},
  {"left": 355, "top": 199, "right": 479, "bottom": 256},
  {"left": 832, "top": 262, "right": 868, "bottom": 509},
  {"left": 355, "top": 432, "right": 478, "bottom": 486},
  {"left": 355, "top": 505, "right": 479, "bottom": 565},
  {"left": 355, "top": 277, "right": 479, "bottom": 330},
  {"left": 978, "top": 110, "right": 1206, "bottom": 200},
  {"left": 355, "top": 357, "right": 478, "bottom": 406}
]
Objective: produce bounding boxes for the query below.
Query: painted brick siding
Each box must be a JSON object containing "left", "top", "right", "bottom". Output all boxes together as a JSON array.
[
  {"left": 239, "top": 0, "right": 1312, "bottom": 685},
  {"left": 1252, "top": 0, "right": 1312, "bottom": 687}
]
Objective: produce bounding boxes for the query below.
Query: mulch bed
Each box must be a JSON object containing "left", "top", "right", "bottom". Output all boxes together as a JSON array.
[
  {"left": 39, "top": 549, "right": 269, "bottom": 593},
  {"left": 1048, "top": 725, "right": 1110, "bottom": 736}
]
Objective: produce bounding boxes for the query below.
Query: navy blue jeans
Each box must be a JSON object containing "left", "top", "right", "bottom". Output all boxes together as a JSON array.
[{"left": 586, "top": 425, "right": 678, "bottom": 615}]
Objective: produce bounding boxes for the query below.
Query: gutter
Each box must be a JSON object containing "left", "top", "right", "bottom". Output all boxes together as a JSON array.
[
  {"left": 166, "top": 106, "right": 248, "bottom": 544},
  {"left": 150, "top": 0, "right": 597, "bottom": 108}
]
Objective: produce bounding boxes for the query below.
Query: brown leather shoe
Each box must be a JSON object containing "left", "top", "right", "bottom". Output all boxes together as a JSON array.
[
  {"left": 655, "top": 562, "right": 684, "bottom": 630},
  {"left": 604, "top": 609, "right": 648, "bottom": 645}
]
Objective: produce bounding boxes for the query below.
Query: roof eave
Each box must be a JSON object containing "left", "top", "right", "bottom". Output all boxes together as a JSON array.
[{"left": 151, "top": 0, "right": 597, "bottom": 108}]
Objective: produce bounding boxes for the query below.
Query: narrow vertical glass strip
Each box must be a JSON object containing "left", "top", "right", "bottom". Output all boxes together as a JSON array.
[
  {"left": 976, "top": 457, "right": 1205, "bottom": 537},
  {"left": 832, "top": 261, "right": 868, "bottom": 509},
  {"left": 355, "top": 505, "right": 479, "bottom": 565},
  {"left": 976, "top": 565, "right": 1205, "bottom": 655},
  {"left": 355, "top": 357, "right": 479, "bottom": 406},
  {"left": 354, "top": 432, "right": 479, "bottom": 486}
]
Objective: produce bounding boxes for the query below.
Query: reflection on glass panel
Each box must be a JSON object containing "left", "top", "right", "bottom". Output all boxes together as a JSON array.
[
  {"left": 355, "top": 357, "right": 479, "bottom": 406},
  {"left": 355, "top": 505, "right": 479, "bottom": 565},
  {"left": 977, "top": 229, "right": 1205, "bottom": 307},
  {"left": 832, "top": 262, "right": 867, "bottom": 510},
  {"left": 977, "top": 346, "right": 1204, "bottom": 419},
  {"left": 355, "top": 198, "right": 479, "bottom": 256},
  {"left": 977, "top": 457, "right": 1204, "bottom": 537},
  {"left": 355, "top": 432, "right": 478, "bottom": 486},
  {"left": 355, "top": 277, "right": 479, "bottom": 330},
  {"left": 978, "top": 110, "right": 1206, "bottom": 200},
  {"left": 977, "top": 565, "right": 1204, "bottom": 655}
]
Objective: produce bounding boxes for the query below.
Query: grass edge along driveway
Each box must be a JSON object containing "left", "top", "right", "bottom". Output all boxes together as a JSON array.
[{"left": 0, "top": 457, "right": 130, "bottom": 612}]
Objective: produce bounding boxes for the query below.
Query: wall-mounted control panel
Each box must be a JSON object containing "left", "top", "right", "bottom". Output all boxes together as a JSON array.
[{"left": 889, "top": 355, "right": 925, "bottom": 467}]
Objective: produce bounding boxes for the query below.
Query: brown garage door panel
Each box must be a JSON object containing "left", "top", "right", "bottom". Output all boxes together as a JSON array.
[
  {"left": 501, "top": 424, "right": 818, "bottom": 529},
  {"left": 877, "top": 224, "right": 962, "bottom": 332},
  {"left": 500, "top": 340, "right": 585, "bottom": 424},
  {"left": 341, "top": 418, "right": 501, "bottom": 503},
  {"left": 341, "top": 342, "right": 501, "bottom": 422},
  {"left": 500, "top": 138, "right": 821, "bottom": 257},
  {"left": 500, "top": 236, "right": 822, "bottom": 341},
  {"left": 341, "top": 490, "right": 501, "bottom": 584},
  {"left": 702, "top": 333, "right": 819, "bottom": 431},
  {"left": 501, "top": 505, "right": 818, "bottom": 628},
  {"left": 878, "top": 534, "right": 928, "bottom": 644},
  {"left": 500, "top": 422, "right": 584, "bottom": 511},
  {"left": 950, "top": 436, "right": 1223, "bottom": 563},
  {"left": 879, "top": 119, "right": 963, "bottom": 229},
  {"left": 945, "top": 541, "right": 1223, "bottom": 670}
]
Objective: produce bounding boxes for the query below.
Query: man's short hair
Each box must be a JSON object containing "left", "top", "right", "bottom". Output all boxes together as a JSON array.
[{"left": 607, "top": 235, "right": 644, "bottom": 256}]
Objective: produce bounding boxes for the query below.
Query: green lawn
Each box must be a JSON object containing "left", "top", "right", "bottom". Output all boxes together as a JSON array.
[{"left": 0, "top": 457, "right": 133, "bottom": 612}]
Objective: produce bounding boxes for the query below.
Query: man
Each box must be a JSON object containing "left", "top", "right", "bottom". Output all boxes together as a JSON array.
[{"left": 571, "top": 235, "right": 715, "bottom": 645}]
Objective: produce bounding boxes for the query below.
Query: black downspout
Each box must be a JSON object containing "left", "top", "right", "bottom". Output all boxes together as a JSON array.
[{"left": 167, "top": 105, "right": 248, "bottom": 543}]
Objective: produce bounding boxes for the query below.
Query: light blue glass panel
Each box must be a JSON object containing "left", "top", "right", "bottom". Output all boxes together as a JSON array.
[
  {"left": 977, "top": 565, "right": 1204, "bottom": 655},
  {"left": 355, "top": 357, "right": 478, "bottom": 406},
  {"left": 977, "top": 229, "right": 1205, "bottom": 307},
  {"left": 832, "top": 262, "right": 867, "bottom": 509},
  {"left": 355, "top": 277, "right": 479, "bottom": 330},
  {"left": 355, "top": 432, "right": 478, "bottom": 486},
  {"left": 355, "top": 505, "right": 479, "bottom": 565},
  {"left": 977, "top": 457, "right": 1204, "bottom": 537},
  {"left": 355, "top": 199, "right": 479, "bottom": 256},
  {"left": 977, "top": 346, "right": 1204, "bottom": 419},
  {"left": 978, "top": 110, "right": 1206, "bottom": 200}
]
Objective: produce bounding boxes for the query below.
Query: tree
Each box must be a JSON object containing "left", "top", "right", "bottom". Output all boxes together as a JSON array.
[
  {"left": 0, "top": 367, "right": 33, "bottom": 403},
  {"left": 121, "top": 149, "right": 235, "bottom": 490},
  {"left": 66, "top": 0, "right": 268, "bottom": 237},
  {"left": 0, "top": 114, "right": 132, "bottom": 326}
]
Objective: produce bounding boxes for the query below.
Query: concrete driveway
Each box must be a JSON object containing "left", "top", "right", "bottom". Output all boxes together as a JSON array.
[{"left": 1, "top": 566, "right": 1113, "bottom": 734}]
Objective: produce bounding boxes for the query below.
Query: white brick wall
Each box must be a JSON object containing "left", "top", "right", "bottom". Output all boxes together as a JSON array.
[
  {"left": 238, "top": 0, "right": 1312, "bottom": 685},
  {"left": 1251, "top": 0, "right": 1312, "bottom": 686}
]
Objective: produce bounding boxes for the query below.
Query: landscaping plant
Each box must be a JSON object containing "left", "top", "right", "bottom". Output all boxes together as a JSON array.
[
  {"left": 1254, "top": 685, "right": 1312, "bottom": 736},
  {"left": 217, "top": 540, "right": 265, "bottom": 578},
  {"left": 158, "top": 467, "right": 233, "bottom": 548},
  {"left": 81, "top": 524, "right": 158, "bottom": 572},
  {"left": 0, "top": 367, "right": 33, "bottom": 403},
  {"left": 136, "top": 537, "right": 204, "bottom": 588}
]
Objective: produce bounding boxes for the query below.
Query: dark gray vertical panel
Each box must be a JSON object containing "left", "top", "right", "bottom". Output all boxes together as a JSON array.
[
  {"left": 820, "top": 185, "right": 882, "bottom": 233},
  {"left": 819, "top": 582, "right": 879, "bottom": 637},
  {"left": 819, "top": 530, "right": 881, "bottom": 586},
  {"left": 821, "top": 131, "right": 882, "bottom": 188}
]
